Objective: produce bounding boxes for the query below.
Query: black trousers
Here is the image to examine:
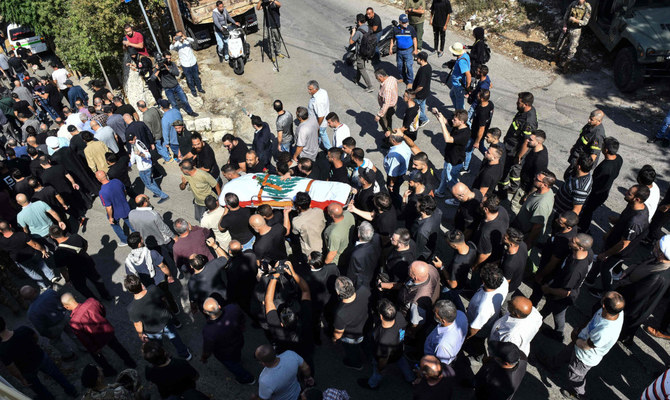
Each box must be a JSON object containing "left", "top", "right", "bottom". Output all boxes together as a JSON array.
[
  {"left": 379, "top": 106, "right": 395, "bottom": 134},
  {"left": 578, "top": 192, "right": 608, "bottom": 232},
  {"left": 649, "top": 208, "right": 670, "bottom": 241},
  {"left": 433, "top": 29, "right": 446, "bottom": 52},
  {"left": 90, "top": 335, "right": 137, "bottom": 375},
  {"left": 69, "top": 266, "right": 112, "bottom": 301}
]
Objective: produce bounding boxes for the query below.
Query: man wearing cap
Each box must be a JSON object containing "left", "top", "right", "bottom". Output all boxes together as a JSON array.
[
  {"left": 160, "top": 100, "right": 183, "bottom": 162},
  {"left": 474, "top": 341, "right": 527, "bottom": 400},
  {"left": 390, "top": 14, "right": 418, "bottom": 87},
  {"left": 448, "top": 42, "right": 471, "bottom": 111},
  {"left": 404, "top": 0, "right": 426, "bottom": 51},
  {"left": 65, "top": 80, "right": 88, "bottom": 108},
  {"left": 384, "top": 133, "right": 412, "bottom": 203}
]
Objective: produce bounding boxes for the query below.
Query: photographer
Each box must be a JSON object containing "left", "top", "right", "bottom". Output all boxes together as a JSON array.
[
  {"left": 349, "top": 14, "right": 374, "bottom": 92},
  {"left": 169, "top": 31, "right": 205, "bottom": 97},
  {"left": 150, "top": 52, "right": 198, "bottom": 117},
  {"left": 257, "top": 0, "right": 283, "bottom": 60},
  {"left": 212, "top": 0, "right": 241, "bottom": 63}
]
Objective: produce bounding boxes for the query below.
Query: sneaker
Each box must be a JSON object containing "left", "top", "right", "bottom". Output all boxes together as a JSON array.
[
  {"left": 459, "top": 168, "right": 469, "bottom": 175},
  {"left": 434, "top": 191, "right": 447, "bottom": 198},
  {"left": 198, "top": 89, "right": 206, "bottom": 94},
  {"left": 419, "top": 119, "right": 430, "bottom": 128},
  {"left": 588, "top": 287, "right": 604, "bottom": 299},
  {"left": 357, "top": 378, "right": 380, "bottom": 390},
  {"left": 278, "top": 54, "right": 285, "bottom": 59},
  {"left": 365, "top": 87, "right": 374, "bottom": 93},
  {"left": 187, "top": 112, "right": 199, "bottom": 117},
  {"left": 611, "top": 270, "right": 623, "bottom": 281},
  {"left": 647, "top": 137, "right": 659, "bottom": 144},
  {"left": 271, "top": 57, "right": 276, "bottom": 63},
  {"left": 560, "top": 388, "right": 584, "bottom": 400},
  {"left": 437, "top": 51, "right": 444, "bottom": 58},
  {"left": 157, "top": 196, "right": 169, "bottom": 204},
  {"left": 239, "top": 377, "right": 257, "bottom": 386},
  {"left": 444, "top": 198, "right": 460, "bottom": 206},
  {"left": 118, "top": 242, "right": 128, "bottom": 247},
  {"left": 218, "top": 53, "right": 224, "bottom": 63},
  {"left": 152, "top": 194, "right": 160, "bottom": 198},
  {"left": 184, "top": 351, "right": 192, "bottom": 361},
  {"left": 191, "top": 92, "right": 198, "bottom": 97},
  {"left": 51, "top": 276, "right": 63, "bottom": 284}
]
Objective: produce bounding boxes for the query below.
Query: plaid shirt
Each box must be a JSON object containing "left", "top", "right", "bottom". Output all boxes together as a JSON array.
[
  {"left": 378, "top": 76, "right": 398, "bottom": 117},
  {"left": 322, "top": 389, "right": 350, "bottom": 400}
]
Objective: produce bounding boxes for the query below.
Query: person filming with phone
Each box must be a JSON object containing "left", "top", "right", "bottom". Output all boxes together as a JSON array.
[{"left": 169, "top": 31, "right": 205, "bottom": 98}]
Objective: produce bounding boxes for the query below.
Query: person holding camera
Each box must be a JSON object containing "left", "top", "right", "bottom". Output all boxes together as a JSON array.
[
  {"left": 170, "top": 31, "right": 205, "bottom": 98},
  {"left": 349, "top": 14, "right": 374, "bottom": 92},
  {"left": 213, "top": 0, "right": 241, "bottom": 63},
  {"left": 150, "top": 52, "right": 198, "bottom": 117},
  {"left": 256, "top": 0, "right": 283, "bottom": 60}
]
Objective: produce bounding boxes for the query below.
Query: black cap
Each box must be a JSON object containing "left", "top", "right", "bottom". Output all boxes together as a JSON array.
[
  {"left": 409, "top": 170, "right": 425, "bottom": 184},
  {"left": 489, "top": 341, "right": 520, "bottom": 364},
  {"left": 67, "top": 125, "right": 77, "bottom": 133},
  {"left": 359, "top": 167, "right": 376, "bottom": 184}
]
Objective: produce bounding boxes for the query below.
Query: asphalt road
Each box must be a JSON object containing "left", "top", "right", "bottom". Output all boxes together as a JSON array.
[{"left": 4, "top": 0, "right": 670, "bottom": 399}]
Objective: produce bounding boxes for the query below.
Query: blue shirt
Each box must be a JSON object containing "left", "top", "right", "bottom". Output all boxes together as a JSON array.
[
  {"left": 383, "top": 142, "right": 412, "bottom": 177},
  {"left": 394, "top": 25, "right": 417, "bottom": 50},
  {"left": 161, "top": 108, "right": 183, "bottom": 146},
  {"left": 67, "top": 85, "right": 89, "bottom": 108},
  {"left": 27, "top": 289, "right": 65, "bottom": 335},
  {"left": 451, "top": 53, "right": 471, "bottom": 87},
  {"left": 424, "top": 310, "right": 468, "bottom": 365},
  {"left": 99, "top": 178, "right": 130, "bottom": 220},
  {"left": 14, "top": 146, "right": 28, "bottom": 158}
]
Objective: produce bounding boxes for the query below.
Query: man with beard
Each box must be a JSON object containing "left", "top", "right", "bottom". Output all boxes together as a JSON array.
[
  {"left": 564, "top": 110, "right": 605, "bottom": 179},
  {"left": 501, "top": 92, "right": 538, "bottom": 194},
  {"left": 186, "top": 132, "right": 219, "bottom": 181}
]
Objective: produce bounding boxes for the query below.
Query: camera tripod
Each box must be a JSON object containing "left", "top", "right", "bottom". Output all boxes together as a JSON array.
[{"left": 260, "top": 1, "right": 290, "bottom": 71}]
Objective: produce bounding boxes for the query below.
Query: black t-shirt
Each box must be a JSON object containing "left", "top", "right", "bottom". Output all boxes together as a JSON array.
[
  {"left": 226, "top": 251, "right": 258, "bottom": 305},
  {"left": 372, "top": 207, "right": 398, "bottom": 238},
  {"left": 334, "top": 286, "right": 371, "bottom": 339},
  {"left": 403, "top": 191, "right": 422, "bottom": 228},
  {"left": 266, "top": 299, "right": 313, "bottom": 358},
  {"left": 540, "top": 228, "right": 578, "bottom": 268},
  {"left": 94, "top": 88, "right": 111, "bottom": 102},
  {"left": 177, "top": 129, "right": 193, "bottom": 157},
  {"left": 44, "top": 83, "right": 61, "bottom": 108},
  {"left": 520, "top": 147, "right": 549, "bottom": 190},
  {"left": 450, "top": 242, "right": 477, "bottom": 288},
  {"left": 263, "top": 2, "right": 281, "bottom": 28},
  {"left": 471, "top": 101, "right": 494, "bottom": 139},
  {"left": 187, "top": 257, "right": 228, "bottom": 309},
  {"left": 145, "top": 358, "right": 198, "bottom": 399},
  {"left": 413, "top": 374, "right": 454, "bottom": 400},
  {"left": 13, "top": 179, "right": 33, "bottom": 198},
  {"left": 253, "top": 224, "right": 287, "bottom": 263},
  {"left": 604, "top": 205, "right": 649, "bottom": 250},
  {"left": 54, "top": 234, "right": 96, "bottom": 274},
  {"left": 228, "top": 140, "right": 248, "bottom": 168},
  {"left": 474, "top": 358, "right": 527, "bottom": 400},
  {"left": 501, "top": 242, "right": 528, "bottom": 293},
  {"left": 0, "top": 231, "right": 39, "bottom": 263},
  {"left": 414, "top": 64, "right": 432, "bottom": 100},
  {"left": 550, "top": 250, "right": 593, "bottom": 302},
  {"left": 367, "top": 13, "right": 383, "bottom": 32},
  {"left": 108, "top": 159, "right": 132, "bottom": 188},
  {"left": 31, "top": 186, "right": 60, "bottom": 211},
  {"left": 504, "top": 107, "right": 538, "bottom": 150},
  {"left": 454, "top": 189, "right": 483, "bottom": 232},
  {"left": 591, "top": 155, "right": 623, "bottom": 197},
  {"left": 41, "top": 165, "right": 72, "bottom": 194},
  {"left": 329, "top": 165, "right": 349, "bottom": 183},
  {"left": 8, "top": 57, "right": 26, "bottom": 74},
  {"left": 26, "top": 54, "right": 41, "bottom": 66},
  {"left": 219, "top": 207, "right": 254, "bottom": 243},
  {"left": 472, "top": 161, "right": 503, "bottom": 192},
  {"left": 114, "top": 104, "right": 137, "bottom": 116},
  {"left": 373, "top": 313, "right": 407, "bottom": 361},
  {"left": 387, "top": 246, "right": 416, "bottom": 283},
  {"left": 127, "top": 285, "right": 173, "bottom": 333},
  {"left": 355, "top": 186, "right": 375, "bottom": 212},
  {"left": 0, "top": 326, "right": 44, "bottom": 373},
  {"left": 12, "top": 100, "right": 32, "bottom": 118},
  {"left": 403, "top": 104, "right": 420, "bottom": 140},
  {"left": 474, "top": 208, "right": 510, "bottom": 262},
  {"left": 305, "top": 264, "right": 340, "bottom": 310},
  {"left": 194, "top": 143, "right": 220, "bottom": 180},
  {"left": 443, "top": 126, "right": 470, "bottom": 165},
  {"left": 422, "top": 162, "right": 440, "bottom": 194},
  {"left": 429, "top": 0, "right": 453, "bottom": 28}
]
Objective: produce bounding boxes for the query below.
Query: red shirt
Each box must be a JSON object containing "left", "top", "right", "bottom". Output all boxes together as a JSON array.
[
  {"left": 173, "top": 226, "right": 214, "bottom": 272},
  {"left": 68, "top": 298, "right": 115, "bottom": 352},
  {"left": 125, "top": 31, "right": 149, "bottom": 57}
]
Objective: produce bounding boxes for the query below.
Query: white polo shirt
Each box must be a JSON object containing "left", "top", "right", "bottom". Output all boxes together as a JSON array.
[
  {"left": 308, "top": 88, "right": 329, "bottom": 129},
  {"left": 489, "top": 306, "right": 543, "bottom": 356}
]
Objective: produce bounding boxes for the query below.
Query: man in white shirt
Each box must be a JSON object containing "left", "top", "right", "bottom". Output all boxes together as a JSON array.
[
  {"left": 169, "top": 31, "right": 205, "bottom": 97},
  {"left": 489, "top": 295, "right": 542, "bottom": 357},
  {"left": 307, "top": 80, "right": 330, "bottom": 149},
  {"left": 200, "top": 195, "right": 232, "bottom": 251},
  {"left": 51, "top": 63, "right": 70, "bottom": 94},
  {"left": 638, "top": 165, "right": 660, "bottom": 223},
  {"left": 326, "top": 112, "right": 350, "bottom": 148}
]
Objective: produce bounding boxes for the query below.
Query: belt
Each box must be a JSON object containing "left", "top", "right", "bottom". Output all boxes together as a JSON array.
[{"left": 398, "top": 47, "right": 413, "bottom": 51}]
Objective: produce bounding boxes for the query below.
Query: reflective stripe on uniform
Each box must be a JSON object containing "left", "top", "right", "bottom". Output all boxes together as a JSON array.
[
  {"left": 590, "top": 146, "right": 600, "bottom": 150},
  {"left": 580, "top": 135, "right": 588, "bottom": 145},
  {"left": 510, "top": 176, "right": 520, "bottom": 181}
]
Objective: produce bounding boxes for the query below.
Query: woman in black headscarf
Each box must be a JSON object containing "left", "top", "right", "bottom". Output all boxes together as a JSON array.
[{"left": 469, "top": 27, "right": 490, "bottom": 73}]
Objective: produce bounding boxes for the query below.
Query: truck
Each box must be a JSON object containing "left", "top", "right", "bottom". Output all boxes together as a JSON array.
[
  {"left": 588, "top": 0, "right": 670, "bottom": 92},
  {"left": 6, "top": 23, "right": 48, "bottom": 55},
  {"left": 178, "top": 0, "right": 259, "bottom": 50}
]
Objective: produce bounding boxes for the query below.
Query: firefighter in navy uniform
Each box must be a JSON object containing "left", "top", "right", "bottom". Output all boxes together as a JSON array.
[
  {"left": 501, "top": 92, "right": 538, "bottom": 195},
  {"left": 564, "top": 109, "right": 605, "bottom": 179},
  {"left": 557, "top": 0, "right": 591, "bottom": 68}
]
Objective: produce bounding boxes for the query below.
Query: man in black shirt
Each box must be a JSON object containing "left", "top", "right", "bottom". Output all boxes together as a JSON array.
[
  {"left": 354, "top": 167, "right": 376, "bottom": 213},
  {"left": 250, "top": 214, "right": 287, "bottom": 263},
  {"left": 219, "top": 192, "right": 255, "bottom": 248},
  {"left": 436, "top": 109, "right": 469, "bottom": 203},
  {"left": 398, "top": 89, "right": 419, "bottom": 141},
  {"left": 565, "top": 109, "right": 606, "bottom": 179},
  {"left": 327, "top": 147, "right": 349, "bottom": 183},
  {"left": 401, "top": 171, "right": 430, "bottom": 229},
  {"left": 452, "top": 182, "right": 483, "bottom": 238},
  {"left": 387, "top": 228, "right": 416, "bottom": 284},
  {"left": 472, "top": 143, "right": 503, "bottom": 198},
  {"left": 413, "top": 52, "right": 432, "bottom": 127},
  {"left": 333, "top": 276, "right": 371, "bottom": 370},
  {"left": 187, "top": 241, "right": 228, "bottom": 313},
  {"left": 413, "top": 355, "right": 454, "bottom": 400},
  {"left": 513, "top": 130, "right": 548, "bottom": 209},
  {"left": 464, "top": 88, "right": 494, "bottom": 172},
  {"left": 222, "top": 134, "right": 248, "bottom": 173},
  {"left": 473, "top": 195, "right": 509, "bottom": 269},
  {"left": 501, "top": 92, "right": 538, "bottom": 193},
  {"left": 347, "top": 222, "right": 381, "bottom": 289},
  {"left": 411, "top": 152, "right": 440, "bottom": 193},
  {"left": 112, "top": 96, "right": 139, "bottom": 120},
  {"left": 304, "top": 251, "right": 340, "bottom": 343},
  {"left": 433, "top": 229, "right": 476, "bottom": 311},
  {"left": 474, "top": 341, "right": 527, "bottom": 400},
  {"left": 366, "top": 7, "right": 383, "bottom": 35},
  {"left": 501, "top": 228, "right": 527, "bottom": 296},
  {"left": 142, "top": 341, "right": 199, "bottom": 398},
  {"left": 106, "top": 152, "right": 137, "bottom": 200},
  {"left": 586, "top": 184, "right": 650, "bottom": 296},
  {"left": 12, "top": 93, "right": 34, "bottom": 118},
  {"left": 225, "top": 240, "right": 258, "bottom": 314},
  {"left": 188, "top": 132, "right": 219, "bottom": 180},
  {"left": 411, "top": 195, "right": 443, "bottom": 261}
]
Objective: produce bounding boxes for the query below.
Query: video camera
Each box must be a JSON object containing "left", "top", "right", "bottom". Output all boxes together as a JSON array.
[
  {"left": 346, "top": 26, "right": 355, "bottom": 34},
  {"left": 153, "top": 52, "right": 168, "bottom": 70},
  {"left": 261, "top": 259, "right": 290, "bottom": 275}
]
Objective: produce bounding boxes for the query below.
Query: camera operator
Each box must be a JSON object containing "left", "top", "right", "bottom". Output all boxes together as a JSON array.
[
  {"left": 264, "top": 260, "right": 315, "bottom": 371},
  {"left": 150, "top": 52, "right": 198, "bottom": 117},
  {"left": 257, "top": 0, "right": 283, "bottom": 60},
  {"left": 126, "top": 49, "right": 162, "bottom": 104},
  {"left": 212, "top": 0, "right": 241, "bottom": 63},
  {"left": 169, "top": 31, "right": 205, "bottom": 98},
  {"left": 349, "top": 14, "right": 374, "bottom": 92}
]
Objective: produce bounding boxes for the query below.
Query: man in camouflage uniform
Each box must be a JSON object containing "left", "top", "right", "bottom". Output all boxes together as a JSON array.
[{"left": 558, "top": 0, "right": 592, "bottom": 67}]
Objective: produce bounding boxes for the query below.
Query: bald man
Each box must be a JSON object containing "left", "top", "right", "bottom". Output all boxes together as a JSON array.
[
  {"left": 16, "top": 193, "right": 66, "bottom": 240},
  {"left": 452, "top": 182, "right": 483, "bottom": 238},
  {"left": 254, "top": 344, "right": 313, "bottom": 400},
  {"left": 396, "top": 261, "right": 440, "bottom": 329},
  {"left": 489, "top": 295, "right": 542, "bottom": 357},
  {"left": 323, "top": 203, "right": 356, "bottom": 266},
  {"left": 413, "top": 355, "right": 454, "bottom": 399},
  {"left": 249, "top": 213, "right": 287, "bottom": 264},
  {"left": 567, "top": 109, "right": 606, "bottom": 176},
  {"left": 200, "top": 297, "right": 254, "bottom": 384},
  {"left": 97, "top": 170, "right": 133, "bottom": 246},
  {"left": 61, "top": 292, "right": 136, "bottom": 375}
]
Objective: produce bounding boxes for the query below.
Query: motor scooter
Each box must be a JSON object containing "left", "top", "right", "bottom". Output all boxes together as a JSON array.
[{"left": 228, "top": 24, "right": 251, "bottom": 75}]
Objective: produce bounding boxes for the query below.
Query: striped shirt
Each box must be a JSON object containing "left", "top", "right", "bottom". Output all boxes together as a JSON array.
[
  {"left": 642, "top": 369, "right": 670, "bottom": 399},
  {"left": 554, "top": 173, "right": 593, "bottom": 214},
  {"left": 378, "top": 76, "right": 398, "bottom": 117}
]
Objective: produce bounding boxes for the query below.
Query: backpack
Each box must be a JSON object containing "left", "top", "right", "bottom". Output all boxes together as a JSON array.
[
  {"left": 359, "top": 28, "right": 378, "bottom": 60},
  {"left": 472, "top": 39, "right": 491, "bottom": 65}
]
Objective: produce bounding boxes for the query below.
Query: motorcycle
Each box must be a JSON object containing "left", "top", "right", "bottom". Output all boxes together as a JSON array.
[{"left": 227, "top": 24, "right": 251, "bottom": 75}]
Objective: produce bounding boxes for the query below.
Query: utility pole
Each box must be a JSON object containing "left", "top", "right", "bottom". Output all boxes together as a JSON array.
[
  {"left": 125, "top": 0, "right": 163, "bottom": 55},
  {"left": 165, "top": 0, "right": 186, "bottom": 33}
]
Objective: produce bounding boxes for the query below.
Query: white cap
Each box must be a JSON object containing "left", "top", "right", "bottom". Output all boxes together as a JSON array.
[
  {"left": 661, "top": 235, "right": 670, "bottom": 260},
  {"left": 46, "top": 136, "right": 60, "bottom": 149}
]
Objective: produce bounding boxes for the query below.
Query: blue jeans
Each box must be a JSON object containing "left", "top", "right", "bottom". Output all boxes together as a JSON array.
[
  {"left": 318, "top": 126, "right": 331, "bottom": 149},
  {"left": 164, "top": 85, "right": 194, "bottom": 114},
  {"left": 242, "top": 235, "right": 256, "bottom": 251},
  {"left": 215, "top": 30, "right": 229, "bottom": 60},
  {"left": 467, "top": 101, "right": 478, "bottom": 127},
  {"left": 368, "top": 356, "right": 414, "bottom": 388},
  {"left": 436, "top": 161, "right": 463, "bottom": 196},
  {"left": 40, "top": 99, "right": 59, "bottom": 121},
  {"left": 155, "top": 139, "right": 171, "bottom": 161},
  {"left": 279, "top": 142, "right": 292, "bottom": 153},
  {"left": 655, "top": 110, "right": 670, "bottom": 139},
  {"left": 139, "top": 169, "right": 168, "bottom": 199},
  {"left": 145, "top": 322, "right": 190, "bottom": 358},
  {"left": 111, "top": 217, "right": 134, "bottom": 244},
  {"left": 463, "top": 138, "right": 475, "bottom": 171},
  {"left": 182, "top": 64, "right": 203, "bottom": 95},
  {"left": 396, "top": 48, "right": 414, "bottom": 85},
  {"left": 450, "top": 85, "right": 466, "bottom": 111},
  {"left": 23, "top": 353, "right": 77, "bottom": 399},
  {"left": 16, "top": 255, "right": 55, "bottom": 289},
  {"left": 415, "top": 97, "right": 428, "bottom": 124},
  {"left": 219, "top": 358, "right": 255, "bottom": 384},
  {"left": 16, "top": 72, "right": 25, "bottom": 82}
]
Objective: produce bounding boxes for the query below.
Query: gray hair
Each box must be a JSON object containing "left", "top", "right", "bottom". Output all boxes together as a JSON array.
[
  {"left": 434, "top": 300, "right": 457, "bottom": 323},
  {"left": 358, "top": 221, "right": 374, "bottom": 242},
  {"left": 307, "top": 80, "right": 319, "bottom": 90},
  {"left": 334, "top": 276, "right": 355, "bottom": 300},
  {"left": 79, "top": 114, "right": 88, "bottom": 122},
  {"left": 173, "top": 218, "right": 190, "bottom": 235}
]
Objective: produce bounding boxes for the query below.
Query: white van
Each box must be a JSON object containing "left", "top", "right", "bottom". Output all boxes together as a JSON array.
[{"left": 6, "top": 24, "right": 48, "bottom": 54}]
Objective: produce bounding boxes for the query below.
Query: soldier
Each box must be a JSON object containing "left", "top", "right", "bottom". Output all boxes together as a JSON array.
[
  {"left": 501, "top": 92, "right": 538, "bottom": 195},
  {"left": 565, "top": 110, "right": 605, "bottom": 179},
  {"left": 557, "top": 0, "right": 592, "bottom": 68}
]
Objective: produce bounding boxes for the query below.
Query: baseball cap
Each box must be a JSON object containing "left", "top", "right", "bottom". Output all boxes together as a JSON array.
[
  {"left": 64, "top": 79, "right": 73, "bottom": 86},
  {"left": 45, "top": 136, "right": 60, "bottom": 149},
  {"left": 172, "top": 119, "right": 185, "bottom": 127},
  {"left": 489, "top": 341, "right": 520, "bottom": 365},
  {"left": 399, "top": 14, "right": 409, "bottom": 23},
  {"left": 158, "top": 99, "right": 170, "bottom": 109},
  {"left": 449, "top": 42, "right": 465, "bottom": 56},
  {"left": 660, "top": 235, "right": 670, "bottom": 260},
  {"left": 359, "top": 167, "right": 376, "bottom": 184}
]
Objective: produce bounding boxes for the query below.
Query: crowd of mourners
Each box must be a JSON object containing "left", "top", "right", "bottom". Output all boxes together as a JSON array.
[{"left": 0, "top": 2, "right": 670, "bottom": 400}]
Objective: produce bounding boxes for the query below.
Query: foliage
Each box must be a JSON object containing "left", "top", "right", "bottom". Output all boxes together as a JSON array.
[
  {"left": 0, "top": 0, "right": 68, "bottom": 38},
  {"left": 451, "top": 0, "right": 507, "bottom": 15}
]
